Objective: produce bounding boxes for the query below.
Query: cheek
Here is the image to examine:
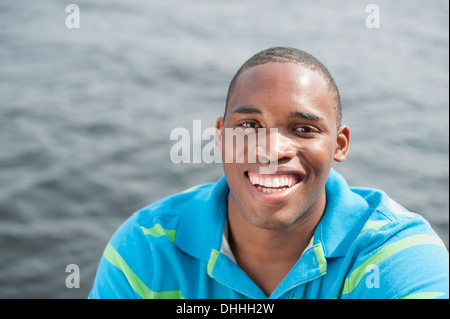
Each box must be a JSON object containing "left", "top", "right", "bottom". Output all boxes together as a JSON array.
[
  {"left": 221, "top": 131, "right": 253, "bottom": 164},
  {"left": 222, "top": 162, "right": 248, "bottom": 208},
  {"left": 222, "top": 162, "right": 244, "bottom": 185},
  {"left": 297, "top": 139, "right": 336, "bottom": 172}
]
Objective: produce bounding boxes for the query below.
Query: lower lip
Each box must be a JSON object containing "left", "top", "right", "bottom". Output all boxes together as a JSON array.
[{"left": 244, "top": 173, "right": 301, "bottom": 205}]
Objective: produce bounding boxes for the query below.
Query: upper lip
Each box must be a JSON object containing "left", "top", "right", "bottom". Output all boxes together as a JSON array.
[{"left": 246, "top": 167, "right": 306, "bottom": 177}]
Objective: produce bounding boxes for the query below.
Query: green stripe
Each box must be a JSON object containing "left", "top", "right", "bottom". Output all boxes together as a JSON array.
[
  {"left": 207, "top": 249, "right": 220, "bottom": 276},
  {"left": 141, "top": 224, "right": 176, "bottom": 242},
  {"left": 400, "top": 292, "right": 446, "bottom": 299},
  {"left": 103, "top": 243, "right": 183, "bottom": 299},
  {"left": 342, "top": 234, "right": 446, "bottom": 296},
  {"left": 182, "top": 184, "right": 201, "bottom": 193},
  {"left": 313, "top": 243, "right": 327, "bottom": 275},
  {"left": 362, "top": 220, "right": 390, "bottom": 232}
]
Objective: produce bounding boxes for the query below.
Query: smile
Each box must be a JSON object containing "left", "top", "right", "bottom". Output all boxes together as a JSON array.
[{"left": 246, "top": 171, "right": 302, "bottom": 194}]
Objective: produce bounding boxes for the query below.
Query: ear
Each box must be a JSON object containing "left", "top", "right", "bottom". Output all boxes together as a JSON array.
[
  {"left": 334, "top": 125, "right": 350, "bottom": 162},
  {"left": 215, "top": 117, "right": 224, "bottom": 155}
]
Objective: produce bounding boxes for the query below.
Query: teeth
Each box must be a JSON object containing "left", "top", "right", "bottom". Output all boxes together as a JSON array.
[
  {"left": 257, "top": 186, "right": 289, "bottom": 194},
  {"left": 272, "top": 178, "right": 280, "bottom": 188},
  {"left": 248, "top": 172, "right": 300, "bottom": 193}
]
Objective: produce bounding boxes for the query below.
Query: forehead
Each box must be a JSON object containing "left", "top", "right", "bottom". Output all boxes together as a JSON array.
[{"left": 227, "top": 62, "right": 335, "bottom": 121}]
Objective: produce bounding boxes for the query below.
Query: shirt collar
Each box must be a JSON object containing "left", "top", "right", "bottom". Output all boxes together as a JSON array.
[
  {"left": 175, "top": 176, "right": 229, "bottom": 262},
  {"left": 176, "top": 168, "right": 371, "bottom": 261},
  {"left": 314, "top": 168, "right": 371, "bottom": 257}
]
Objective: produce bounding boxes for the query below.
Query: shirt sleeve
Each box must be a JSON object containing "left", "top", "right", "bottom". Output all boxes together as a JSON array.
[
  {"left": 342, "top": 215, "right": 449, "bottom": 299},
  {"left": 88, "top": 214, "right": 153, "bottom": 299}
]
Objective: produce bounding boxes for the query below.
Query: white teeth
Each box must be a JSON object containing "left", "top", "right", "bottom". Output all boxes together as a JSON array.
[
  {"left": 273, "top": 178, "right": 280, "bottom": 187},
  {"left": 257, "top": 186, "right": 289, "bottom": 193},
  {"left": 248, "top": 172, "right": 300, "bottom": 194}
]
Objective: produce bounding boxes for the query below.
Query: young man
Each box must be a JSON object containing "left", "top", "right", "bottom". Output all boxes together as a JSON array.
[{"left": 89, "top": 47, "right": 448, "bottom": 299}]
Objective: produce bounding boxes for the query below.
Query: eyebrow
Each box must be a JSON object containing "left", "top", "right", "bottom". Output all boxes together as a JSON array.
[
  {"left": 232, "top": 106, "right": 262, "bottom": 115},
  {"left": 289, "top": 111, "right": 322, "bottom": 122},
  {"left": 232, "top": 106, "right": 323, "bottom": 122}
]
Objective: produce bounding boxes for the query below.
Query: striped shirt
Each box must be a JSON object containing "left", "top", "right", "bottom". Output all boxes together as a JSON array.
[{"left": 89, "top": 169, "right": 449, "bottom": 299}]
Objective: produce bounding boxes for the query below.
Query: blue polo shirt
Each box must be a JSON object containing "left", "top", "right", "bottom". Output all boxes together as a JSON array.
[{"left": 89, "top": 169, "right": 449, "bottom": 299}]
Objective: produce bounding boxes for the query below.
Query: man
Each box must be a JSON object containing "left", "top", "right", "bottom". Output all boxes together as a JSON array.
[{"left": 89, "top": 47, "right": 448, "bottom": 299}]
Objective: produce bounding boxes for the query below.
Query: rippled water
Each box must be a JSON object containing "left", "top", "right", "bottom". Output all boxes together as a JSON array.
[{"left": 0, "top": 0, "right": 448, "bottom": 298}]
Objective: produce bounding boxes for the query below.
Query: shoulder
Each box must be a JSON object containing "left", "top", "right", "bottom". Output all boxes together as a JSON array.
[
  {"left": 353, "top": 186, "right": 444, "bottom": 246},
  {"left": 89, "top": 181, "right": 221, "bottom": 298},
  {"left": 342, "top": 187, "right": 449, "bottom": 299},
  {"left": 113, "top": 182, "right": 217, "bottom": 244}
]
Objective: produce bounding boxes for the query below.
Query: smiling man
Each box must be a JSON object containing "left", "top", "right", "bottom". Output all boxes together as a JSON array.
[
  {"left": 89, "top": 47, "right": 448, "bottom": 299},
  {"left": 215, "top": 53, "right": 351, "bottom": 295}
]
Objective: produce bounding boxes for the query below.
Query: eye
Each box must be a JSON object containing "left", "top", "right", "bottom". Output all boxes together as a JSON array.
[
  {"left": 293, "top": 126, "right": 319, "bottom": 136},
  {"left": 237, "top": 120, "right": 262, "bottom": 131},
  {"left": 242, "top": 122, "right": 259, "bottom": 128}
]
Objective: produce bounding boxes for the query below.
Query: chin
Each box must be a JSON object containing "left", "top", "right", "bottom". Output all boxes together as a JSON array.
[{"left": 240, "top": 204, "right": 309, "bottom": 230}]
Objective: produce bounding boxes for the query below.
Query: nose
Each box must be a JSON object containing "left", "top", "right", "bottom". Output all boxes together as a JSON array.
[{"left": 257, "top": 128, "right": 296, "bottom": 164}]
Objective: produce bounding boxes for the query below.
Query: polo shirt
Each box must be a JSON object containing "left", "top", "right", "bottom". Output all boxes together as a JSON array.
[{"left": 89, "top": 169, "right": 449, "bottom": 299}]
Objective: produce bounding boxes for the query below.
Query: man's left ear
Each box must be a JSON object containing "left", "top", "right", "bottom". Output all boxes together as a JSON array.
[
  {"left": 214, "top": 117, "right": 224, "bottom": 155},
  {"left": 334, "top": 125, "right": 350, "bottom": 162}
]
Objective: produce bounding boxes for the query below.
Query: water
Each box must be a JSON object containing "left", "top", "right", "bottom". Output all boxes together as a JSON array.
[{"left": 0, "top": 0, "right": 448, "bottom": 298}]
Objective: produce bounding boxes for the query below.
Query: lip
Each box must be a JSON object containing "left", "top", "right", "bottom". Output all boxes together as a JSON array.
[{"left": 244, "top": 170, "right": 304, "bottom": 206}]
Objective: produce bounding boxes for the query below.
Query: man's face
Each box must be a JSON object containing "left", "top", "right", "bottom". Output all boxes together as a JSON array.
[{"left": 216, "top": 62, "right": 349, "bottom": 230}]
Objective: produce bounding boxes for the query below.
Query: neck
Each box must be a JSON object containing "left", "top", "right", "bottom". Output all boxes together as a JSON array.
[
  {"left": 227, "top": 193, "right": 324, "bottom": 296},
  {"left": 228, "top": 208, "right": 318, "bottom": 263}
]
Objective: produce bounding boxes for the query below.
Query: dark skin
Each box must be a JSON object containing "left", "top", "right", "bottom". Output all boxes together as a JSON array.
[{"left": 215, "top": 62, "right": 350, "bottom": 296}]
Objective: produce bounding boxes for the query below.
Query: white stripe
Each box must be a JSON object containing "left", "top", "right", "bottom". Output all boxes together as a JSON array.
[{"left": 388, "top": 197, "right": 414, "bottom": 218}]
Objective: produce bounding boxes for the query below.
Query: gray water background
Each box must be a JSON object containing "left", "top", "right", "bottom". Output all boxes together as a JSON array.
[{"left": 0, "top": 0, "right": 448, "bottom": 298}]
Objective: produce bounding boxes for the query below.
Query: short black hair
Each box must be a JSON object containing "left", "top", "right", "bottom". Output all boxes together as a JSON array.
[{"left": 225, "top": 47, "right": 342, "bottom": 127}]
